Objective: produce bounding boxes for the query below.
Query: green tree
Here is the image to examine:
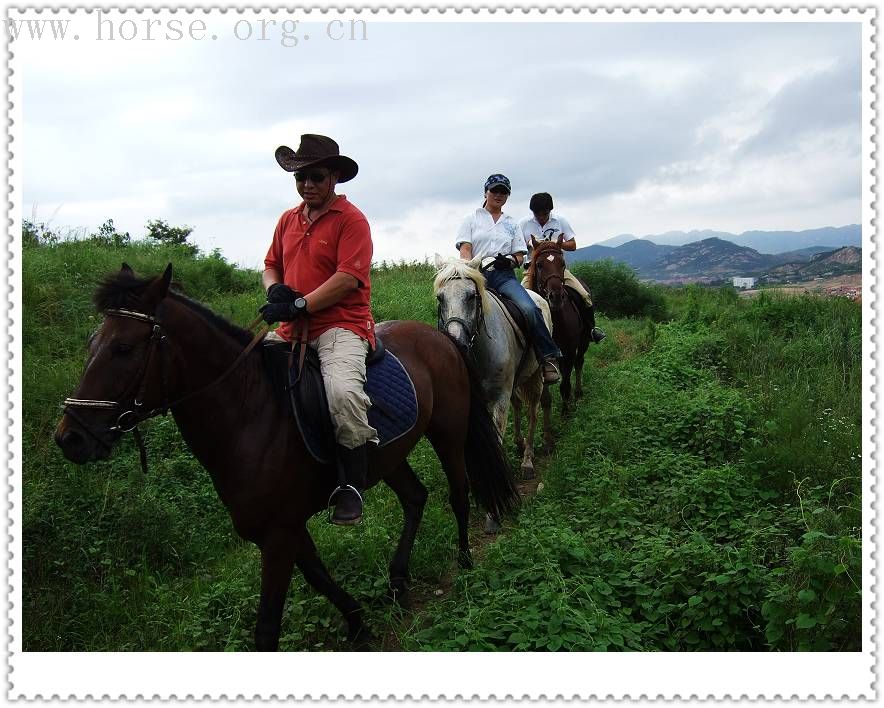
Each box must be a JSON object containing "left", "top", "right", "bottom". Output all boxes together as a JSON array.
[
  {"left": 145, "top": 219, "right": 194, "bottom": 246},
  {"left": 90, "top": 219, "right": 130, "bottom": 247},
  {"left": 571, "top": 259, "right": 668, "bottom": 320}
]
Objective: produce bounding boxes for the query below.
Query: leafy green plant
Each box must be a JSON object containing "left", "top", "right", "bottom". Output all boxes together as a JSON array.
[{"left": 90, "top": 219, "right": 130, "bottom": 248}]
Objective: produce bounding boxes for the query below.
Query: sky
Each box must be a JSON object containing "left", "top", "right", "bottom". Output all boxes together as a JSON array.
[{"left": 19, "top": 15, "right": 862, "bottom": 268}]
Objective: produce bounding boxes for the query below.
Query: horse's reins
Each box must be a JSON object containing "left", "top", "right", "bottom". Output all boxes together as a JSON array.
[{"left": 62, "top": 307, "right": 269, "bottom": 474}]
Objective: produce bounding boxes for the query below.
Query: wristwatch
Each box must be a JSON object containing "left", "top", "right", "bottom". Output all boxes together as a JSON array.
[{"left": 293, "top": 296, "right": 308, "bottom": 315}]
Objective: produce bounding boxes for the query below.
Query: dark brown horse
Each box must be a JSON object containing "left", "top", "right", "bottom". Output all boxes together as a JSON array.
[
  {"left": 54, "top": 264, "right": 519, "bottom": 650},
  {"left": 525, "top": 237, "right": 591, "bottom": 412}
]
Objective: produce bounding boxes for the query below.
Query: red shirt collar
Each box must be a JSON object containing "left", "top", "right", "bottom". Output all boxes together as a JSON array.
[{"left": 293, "top": 194, "right": 347, "bottom": 215}]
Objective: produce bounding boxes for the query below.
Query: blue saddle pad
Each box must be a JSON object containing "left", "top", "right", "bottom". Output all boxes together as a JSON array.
[
  {"left": 287, "top": 346, "right": 418, "bottom": 464},
  {"left": 365, "top": 352, "right": 419, "bottom": 447}
]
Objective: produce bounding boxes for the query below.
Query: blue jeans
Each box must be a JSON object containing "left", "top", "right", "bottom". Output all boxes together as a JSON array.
[{"left": 485, "top": 268, "right": 562, "bottom": 361}]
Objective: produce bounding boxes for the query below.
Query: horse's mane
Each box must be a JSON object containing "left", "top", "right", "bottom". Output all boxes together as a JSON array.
[
  {"left": 433, "top": 257, "right": 491, "bottom": 314},
  {"left": 525, "top": 240, "right": 564, "bottom": 291},
  {"left": 94, "top": 271, "right": 253, "bottom": 347}
]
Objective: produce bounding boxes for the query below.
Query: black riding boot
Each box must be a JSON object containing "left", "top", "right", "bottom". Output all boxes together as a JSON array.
[
  {"left": 331, "top": 443, "right": 368, "bottom": 525},
  {"left": 585, "top": 304, "right": 606, "bottom": 343}
]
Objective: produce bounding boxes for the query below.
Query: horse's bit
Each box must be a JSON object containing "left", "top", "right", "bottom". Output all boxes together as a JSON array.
[{"left": 62, "top": 307, "right": 267, "bottom": 471}]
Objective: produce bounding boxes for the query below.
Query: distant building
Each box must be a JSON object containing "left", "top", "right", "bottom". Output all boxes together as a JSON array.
[{"left": 732, "top": 277, "right": 756, "bottom": 289}]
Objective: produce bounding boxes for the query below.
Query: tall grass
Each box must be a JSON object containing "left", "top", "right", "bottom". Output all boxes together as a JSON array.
[{"left": 22, "top": 237, "right": 861, "bottom": 651}]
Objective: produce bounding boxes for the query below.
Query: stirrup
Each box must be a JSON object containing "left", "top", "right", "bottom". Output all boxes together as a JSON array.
[
  {"left": 327, "top": 484, "right": 365, "bottom": 524},
  {"left": 542, "top": 360, "right": 561, "bottom": 384}
]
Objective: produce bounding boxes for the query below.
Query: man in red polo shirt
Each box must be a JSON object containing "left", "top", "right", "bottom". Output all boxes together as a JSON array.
[{"left": 260, "top": 134, "right": 378, "bottom": 525}]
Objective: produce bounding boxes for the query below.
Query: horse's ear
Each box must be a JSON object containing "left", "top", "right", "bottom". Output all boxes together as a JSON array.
[
  {"left": 434, "top": 253, "right": 445, "bottom": 269},
  {"left": 120, "top": 262, "right": 134, "bottom": 276},
  {"left": 531, "top": 235, "right": 539, "bottom": 249},
  {"left": 141, "top": 263, "right": 173, "bottom": 311}
]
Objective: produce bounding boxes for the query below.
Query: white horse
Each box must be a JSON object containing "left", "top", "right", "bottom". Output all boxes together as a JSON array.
[{"left": 433, "top": 256, "right": 553, "bottom": 483}]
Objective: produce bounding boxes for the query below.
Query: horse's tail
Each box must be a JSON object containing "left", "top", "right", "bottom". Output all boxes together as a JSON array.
[{"left": 456, "top": 347, "right": 521, "bottom": 522}]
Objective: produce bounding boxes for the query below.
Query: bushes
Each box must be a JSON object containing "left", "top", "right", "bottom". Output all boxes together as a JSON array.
[
  {"left": 570, "top": 259, "right": 668, "bottom": 320},
  {"left": 404, "top": 299, "right": 861, "bottom": 652}
]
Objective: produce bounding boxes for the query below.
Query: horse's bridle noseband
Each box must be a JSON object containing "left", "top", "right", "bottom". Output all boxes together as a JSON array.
[{"left": 538, "top": 270, "right": 565, "bottom": 296}]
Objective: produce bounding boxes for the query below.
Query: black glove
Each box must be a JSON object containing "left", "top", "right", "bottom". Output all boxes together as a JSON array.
[
  {"left": 259, "top": 299, "right": 306, "bottom": 324},
  {"left": 493, "top": 253, "right": 517, "bottom": 270},
  {"left": 267, "top": 283, "right": 299, "bottom": 304}
]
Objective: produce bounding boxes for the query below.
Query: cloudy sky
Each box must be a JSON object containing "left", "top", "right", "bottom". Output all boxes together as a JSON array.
[{"left": 19, "top": 14, "right": 862, "bottom": 268}]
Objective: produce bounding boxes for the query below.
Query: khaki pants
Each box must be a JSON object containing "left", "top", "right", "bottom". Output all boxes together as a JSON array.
[
  {"left": 266, "top": 327, "right": 379, "bottom": 449},
  {"left": 522, "top": 268, "right": 593, "bottom": 307}
]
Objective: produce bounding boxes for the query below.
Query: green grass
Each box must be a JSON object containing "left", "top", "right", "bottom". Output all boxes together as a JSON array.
[{"left": 22, "top": 237, "right": 862, "bottom": 651}]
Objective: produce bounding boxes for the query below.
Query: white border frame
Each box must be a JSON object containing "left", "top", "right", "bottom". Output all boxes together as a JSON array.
[{"left": 5, "top": 5, "right": 877, "bottom": 701}]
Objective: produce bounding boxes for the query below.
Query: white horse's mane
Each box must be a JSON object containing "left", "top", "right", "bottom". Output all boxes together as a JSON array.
[{"left": 432, "top": 257, "right": 491, "bottom": 314}]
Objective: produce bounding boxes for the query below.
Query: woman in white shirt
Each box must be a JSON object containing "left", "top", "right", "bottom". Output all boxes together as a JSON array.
[{"left": 455, "top": 174, "right": 561, "bottom": 384}]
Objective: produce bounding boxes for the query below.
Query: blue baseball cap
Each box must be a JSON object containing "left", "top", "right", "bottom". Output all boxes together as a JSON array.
[{"left": 484, "top": 174, "right": 512, "bottom": 193}]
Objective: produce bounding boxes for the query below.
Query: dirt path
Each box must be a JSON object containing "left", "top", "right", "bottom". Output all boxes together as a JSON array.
[{"left": 373, "top": 471, "right": 545, "bottom": 650}]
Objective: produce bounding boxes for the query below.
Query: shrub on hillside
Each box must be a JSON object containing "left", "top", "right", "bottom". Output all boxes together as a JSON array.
[
  {"left": 570, "top": 259, "right": 667, "bottom": 320},
  {"left": 22, "top": 219, "right": 59, "bottom": 247},
  {"left": 146, "top": 219, "right": 197, "bottom": 254},
  {"left": 90, "top": 219, "right": 130, "bottom": 248}
]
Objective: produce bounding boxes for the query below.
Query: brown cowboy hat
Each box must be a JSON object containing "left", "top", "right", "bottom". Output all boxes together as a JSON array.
[{"left": 274, "top": 134, "right": 359, "bottom": 183}]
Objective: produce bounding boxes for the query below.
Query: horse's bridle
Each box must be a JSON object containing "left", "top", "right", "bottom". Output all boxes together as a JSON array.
[
  {"left": 63, "top": 309, "right": 170, "bottom": 443},
  {"left": 533, "top": 252, "right": 566, "bottom": 300},
  {"left": 62, "top": 307, "right": 267, "bottom": 465},
  {"left": 437, "top": 277, "right": 486, "bottom": 351},
  {"left": 537, "top": 269, "right": 565, "bottom": 298}
]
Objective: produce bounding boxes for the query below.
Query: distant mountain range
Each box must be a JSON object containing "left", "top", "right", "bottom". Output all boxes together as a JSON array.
[
  {"left": 595, "top": 225, "right": 861, "bottom": 254},
  {"left": 567, "top": 233, "right": 862, "bottom": 283}
]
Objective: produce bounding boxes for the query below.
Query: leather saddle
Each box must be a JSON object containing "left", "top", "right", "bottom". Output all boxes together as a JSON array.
[{"left": 263, "top": 334, "right": 417, "bottom": 465}]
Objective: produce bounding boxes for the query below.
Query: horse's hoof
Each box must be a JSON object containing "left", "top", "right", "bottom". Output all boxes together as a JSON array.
[
  {"left": 347, "top": 623, "right": 375, "bottom": 649},
  {"left": 387, "top": 578, "right": 410, "bottom": 607},
  {"left": 484, "top": 515, "right": 501, "bottom": 534},
  {"left": 521, "top": 464, "right": 536, "bottom": 481},
  {"left": 457, "top": 549, "right": 473, "bottom": 569}
]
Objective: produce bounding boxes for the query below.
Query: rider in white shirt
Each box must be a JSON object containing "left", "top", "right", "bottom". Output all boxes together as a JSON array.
[
  {"left": 520, "top": 192, "right": 606, "bottom": 344},
  {"left": 456, "top": 174, "right": 562, "bottom": 384}
]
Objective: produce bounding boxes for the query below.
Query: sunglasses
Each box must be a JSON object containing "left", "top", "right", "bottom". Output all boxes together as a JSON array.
[
  {"left": 294, "top": 170, "right": 330, "bottom": 184},
  {"left": 489, "top": 186, "right": 510, "bottom": 195}
]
